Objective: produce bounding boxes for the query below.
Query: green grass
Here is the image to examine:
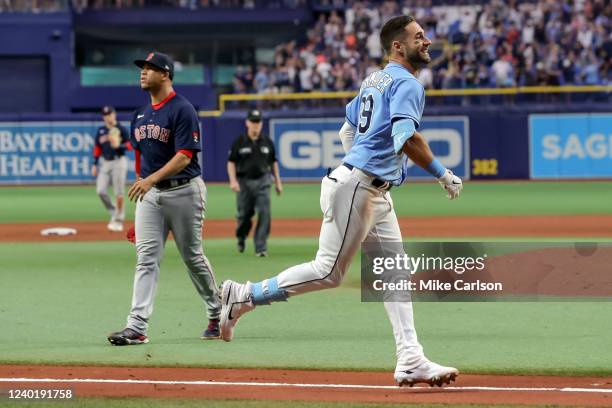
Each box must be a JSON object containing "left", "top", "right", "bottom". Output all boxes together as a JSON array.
[
  {"left": 2, "top": 181, "right": 612, "bottom": 223},
  {"left": 1, "top": 239, "right": 611, "bottom": 376},
  {"left": 0, "top": 399, "right": 558, "bottom": 408}
]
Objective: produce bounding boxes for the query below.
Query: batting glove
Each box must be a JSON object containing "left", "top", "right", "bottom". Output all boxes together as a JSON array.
[{"left": 438, "top": 169, "right": 463, "bottom": 200}]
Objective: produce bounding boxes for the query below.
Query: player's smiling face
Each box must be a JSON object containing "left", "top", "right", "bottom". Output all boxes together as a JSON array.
[
  {"left": 139, "top": 63, "right": 168, "bottom": 91},
  {"left": 400, "top": 21, "right": 432, "bottom": 68}
]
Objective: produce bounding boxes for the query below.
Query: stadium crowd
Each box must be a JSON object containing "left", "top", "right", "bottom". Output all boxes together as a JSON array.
[
  {"left": 0, "top": 0, "right": 66, "bottom": 12},
  {"left": 1, "top": 0, "right": 301, "bottom": 12},
  {"left": 68, "top": 0, "right": 303, "bottom": 12},
  {"left": 233, "top": 0, "right": 612, "bottom": 93}
]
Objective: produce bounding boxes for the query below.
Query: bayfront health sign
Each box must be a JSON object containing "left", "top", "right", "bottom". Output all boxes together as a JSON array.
[{"left": 0, "top": 121, "right": 135, "bottom": 184}]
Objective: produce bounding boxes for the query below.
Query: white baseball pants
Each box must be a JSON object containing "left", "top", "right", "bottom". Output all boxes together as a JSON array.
[{"left": 274, "top": 165, "right": 425, "bottom": 370}]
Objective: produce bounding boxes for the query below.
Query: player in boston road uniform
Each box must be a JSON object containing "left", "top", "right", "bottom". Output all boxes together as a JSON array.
[
  {"left": 219, "top": 16, "right": 463, "bottom": 387},
  {"left": 92, "top": 106, "right": 130, "bottom": 232},
  {"left": 107, "top": 52, "right": 221, "bottom": 346}
]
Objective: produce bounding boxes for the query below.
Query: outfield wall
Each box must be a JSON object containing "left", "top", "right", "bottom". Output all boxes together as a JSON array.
[
  {"left": 203, "top": 105, "right": 612, "bottom": 182},
  {"left": 0, "top": 105, "right": 610, "bottom": 185}
]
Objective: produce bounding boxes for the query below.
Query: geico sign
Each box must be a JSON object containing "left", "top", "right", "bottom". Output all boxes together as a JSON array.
[
  {"left": 542, "top": 133, "right": 612, "bottom": 159},
  {"left": 279, "top": 131, "right": 344, "bottom": 169},
  {"left": 405, "top": 129, "right": 463, "bottom": 168},
  {"left": 279, "top": 128, "right": 463, "bottom": 170}
]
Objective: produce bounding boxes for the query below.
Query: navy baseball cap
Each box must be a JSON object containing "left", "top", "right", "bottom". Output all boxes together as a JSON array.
[
  {"left": 134, "top": 52, "right": 174, "bottom": 80},
  {"left": 101, "top": 106, "right": 115, "bottom": 115},
  {"left": 247, "top": 109, "right": 262, "bottom": 122}
]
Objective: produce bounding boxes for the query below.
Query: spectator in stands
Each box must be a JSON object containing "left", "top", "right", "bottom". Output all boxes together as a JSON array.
[
  {"left": 70, "top": 0, "right": 304, "bottom": 9},
  {"left": 581, "top": 52, "right": 602, "bottom": 85},
  {"left": 0, "top": 0, "right": 11, "bottom": 11},
  {"left": 222, "top": 0, "right": 610, "bottom": 95},
  {"left": 1, "top": 0, "right": 65, "bottom": 12},
  {"left": 233, "top": 66, "right": 254, "bottom": 93},
  {"left": 254, "top": 64, "right": 271, "bottom": 94}
]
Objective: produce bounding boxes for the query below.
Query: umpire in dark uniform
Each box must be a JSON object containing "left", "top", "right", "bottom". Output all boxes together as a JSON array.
[{"left": 227, "top": 109, "right": 283, "bottom": 257}]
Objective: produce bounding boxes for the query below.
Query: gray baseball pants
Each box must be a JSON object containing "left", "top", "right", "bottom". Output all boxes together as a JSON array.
[
  {"left": 236, "top": 175, "right": 271, "bottom": 253},
  {"left": 126, "top": 176, "right": 221, "bottom": 335},
  {"left": 96, "top": 156, "right": 128, "bottom": 223}
]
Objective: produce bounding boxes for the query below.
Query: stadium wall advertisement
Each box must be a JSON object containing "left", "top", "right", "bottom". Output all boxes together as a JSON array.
[
  {"left": 0, "top": 110, "right": 610, "bottom": 184},
  {"left": 529, "top": 113, "right": 612, "bottom": 179},
  {"left": 0, "top": 121, "right": 135, "bottom": 184},
  {"left": 269, "top": 117, "right": 470, "bottom": 181}
]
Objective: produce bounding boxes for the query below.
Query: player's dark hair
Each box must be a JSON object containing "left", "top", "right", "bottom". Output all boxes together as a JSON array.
[{"left": 380, "top": 15, "right": 416, "bottom": 55}]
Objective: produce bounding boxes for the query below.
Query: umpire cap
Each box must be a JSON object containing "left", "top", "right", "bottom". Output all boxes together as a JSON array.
[
  {"left": 247, "top": 109, "right": 262, "bottom": 122},
  {"left": 134, "top": 52, "right": 174, "bottom": 80}
]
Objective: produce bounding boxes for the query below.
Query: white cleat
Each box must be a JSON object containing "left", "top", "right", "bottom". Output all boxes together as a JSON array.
[
  {"left": 219, "top": 280, "right": 255, "bottom": 342},
  {"left": 107, "top": 221, "right": 124, "bottom": 232},
  {"left": 394, "top": 360, "right": 459, "bottom": 388}
]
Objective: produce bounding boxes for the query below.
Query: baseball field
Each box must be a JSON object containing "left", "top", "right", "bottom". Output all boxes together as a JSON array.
[{"left": 1, "top": 180, "right": 612, "bottom": 407}]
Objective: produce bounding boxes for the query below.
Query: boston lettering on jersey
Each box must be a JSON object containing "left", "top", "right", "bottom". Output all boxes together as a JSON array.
[
  {"left": 130, "top": 92, "right": 202, "bottom": 180},
  {"left": 133, "top": 125, "right": 171, "bottom": 143}
]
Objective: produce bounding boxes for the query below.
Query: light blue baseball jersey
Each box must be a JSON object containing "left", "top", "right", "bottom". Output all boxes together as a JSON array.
[{"left": 343, "top": 62, "right": 425, "bottom": 185}]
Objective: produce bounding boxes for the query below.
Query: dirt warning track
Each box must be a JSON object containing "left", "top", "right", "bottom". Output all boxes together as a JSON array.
[{"left": 1, "top": 365, "right": 611, "bottom": 406}]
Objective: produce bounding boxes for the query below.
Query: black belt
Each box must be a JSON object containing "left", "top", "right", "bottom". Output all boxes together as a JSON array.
[
  {"left": 342, "top": 163, "right": 392, "bottom": 191},
  {"left": 155, "top": 177, "right": 192, "bottom": 190}
]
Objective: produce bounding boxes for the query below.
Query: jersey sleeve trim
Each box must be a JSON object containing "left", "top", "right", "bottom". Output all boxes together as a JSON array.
[
  {"left": 178, "top": 149, "right": 194, "bottom": 159},
  {"left": 391, "top": 113, "right": 420, "bottom": 128}
]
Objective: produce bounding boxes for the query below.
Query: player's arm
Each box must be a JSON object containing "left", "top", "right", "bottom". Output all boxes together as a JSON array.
[
  {"left": 390, "top": 78, "right": 462, "bottom": 199},
  {"left": 269, "top": 139, "right": 282, "bottom": 195},
  {"left": 134, "top": 148, "right": 141, "bottom": 179},
  {"left": 339, "top": 121, "right": 356, "bottom": 153},
  {"left": 91, "top": 134, "right": 102, "bottom": 177},
  {"left": 340, "top": 96, "right": 359, "bottom": 153},
  {"left": 129, "top": 111, "right": 141, "bottom": 178},
  {"left": 120, "top": 126, "right": 133, "bottom": 151},
  {"left": 227, "top": 161, "right": 240, "bottom": 192},
  {"left": 272, "top": 162, "right": 282, "bottom": 195},
  {"left": 227, "top": 139, "right": 240, "bottom": 192},
  {"left": 128, "top": 151, "right": 192, "bottom": 202},
  {"left": 397, "top": 122, "right": 462, "bottom": 200}
]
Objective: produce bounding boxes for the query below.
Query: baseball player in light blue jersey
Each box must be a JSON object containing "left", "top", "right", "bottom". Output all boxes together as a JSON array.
[{"left": 219, "top": 15, "right": 463, "bottom": 387}]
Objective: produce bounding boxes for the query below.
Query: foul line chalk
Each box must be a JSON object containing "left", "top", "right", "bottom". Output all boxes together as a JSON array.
[{"left": 1, "top": 378, "right": 612, "bottom": 394}]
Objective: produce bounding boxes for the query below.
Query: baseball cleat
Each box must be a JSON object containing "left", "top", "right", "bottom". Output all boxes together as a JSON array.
[
  {"left": 107, "top": 328, "right": 149, "bottom": 346},
  {"left": 201, "top": 318, "right": 220, "bottom": 340},
  {"left": 219, "top": 280, "right": 254, "bottom": 342},
  {"left": 107, "top": 221, "right": 124, "bottom": 232},
  {"left": 394, "top": 360, "right": 459, "bottom": 387}
]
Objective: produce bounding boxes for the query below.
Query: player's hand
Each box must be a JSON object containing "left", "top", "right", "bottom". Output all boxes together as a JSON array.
[
  {"left": 128, "top": 177, "right": 154, "bottom": 202},
  {"left": 91, "top": 165, "right": 97, "bottom": 178},
  {"left": 275, "top": 181, "right": 283, "bottom": 196},
  {"left": 438, "top": 169, "right": 463, "bottom": 200},
  {"left": 229, "top": 180, "right": 240, "bottom": 193}
]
